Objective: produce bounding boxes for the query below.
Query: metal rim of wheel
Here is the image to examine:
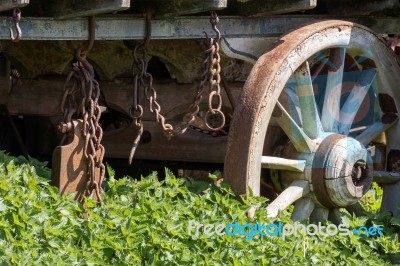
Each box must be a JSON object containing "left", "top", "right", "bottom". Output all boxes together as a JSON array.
[{"left": 224, "top": 20, "right": 400, "bottom": 222}]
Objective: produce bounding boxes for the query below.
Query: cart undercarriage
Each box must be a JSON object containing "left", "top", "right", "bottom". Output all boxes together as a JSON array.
[{"left": 0, "top": 0, "right": 400, "bottom": 221}]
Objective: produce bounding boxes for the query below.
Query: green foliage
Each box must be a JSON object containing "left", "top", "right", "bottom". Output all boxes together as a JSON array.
[{"left": 0, "top": 151, "right": 398, "bottom": 265}]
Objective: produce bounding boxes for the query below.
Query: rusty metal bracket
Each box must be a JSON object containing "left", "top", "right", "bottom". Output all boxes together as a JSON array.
[{"left": 52, "top": 120, "right": 102, "bottom": 204}]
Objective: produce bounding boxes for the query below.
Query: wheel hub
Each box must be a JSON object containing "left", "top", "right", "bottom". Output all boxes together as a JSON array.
[{"left": 311, "top": 134, "right": 373, "bottom": 208}]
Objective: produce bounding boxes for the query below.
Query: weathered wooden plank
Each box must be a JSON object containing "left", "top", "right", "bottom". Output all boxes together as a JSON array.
[
  {"left": 1, "top": 16, "right": 400, "bottom": 40},
  {"left": 7, "top": 78, "right": 237, "bottom": 163},
  {"left": 152, "top": 0, "right": 227, "bottom": 18},
  {"left": 373, "top": 170, "right": 400, "bottom": 183},
  {"left": 318, "top": 0, "right": 399, "bottom": 15},
  {"left": 0, "top": 0, "right": 29, "bottom": 12},
  {"left": 50, "top": 0, "right": 130, "bottom": 19},
  {"left": 2, "top": 39, "right": 208, "bottom": 82},
  {"left": 6, "top": 78, "right": 241, "bottom": 117},
  {"left": 102, "top": 121, "right": 228, "bottom": 162},
  {"left": 230, "top": 0, "right": 316, "bottom": 16},
  {"left": 46, "top": 114, "right": 228, "bottom": 163}
]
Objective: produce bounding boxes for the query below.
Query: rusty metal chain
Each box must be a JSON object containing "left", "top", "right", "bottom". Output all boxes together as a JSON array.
[
  {"left": 204, "top": 11, "right": 225, "bottom": 131},
  {"left": 128, "top": 10, "right": 225, "bottom": 163},
  {"left": 60, "top": 16, "right": 105, "bottom": 204},
  {"left": 10, "top": 8, "right": 22, "bottom": 42},
  {"left": 128, "top": 10, "right": 150, "bottom": 164}
]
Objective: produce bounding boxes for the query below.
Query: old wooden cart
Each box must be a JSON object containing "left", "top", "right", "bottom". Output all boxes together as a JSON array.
[{"left": 0, "top": 0, "right": 400, "bottom": 221}]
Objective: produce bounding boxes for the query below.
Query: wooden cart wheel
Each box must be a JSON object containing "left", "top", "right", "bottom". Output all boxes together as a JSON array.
[{"left": 224, "top": 20, "right": 400, "bottom": 221}]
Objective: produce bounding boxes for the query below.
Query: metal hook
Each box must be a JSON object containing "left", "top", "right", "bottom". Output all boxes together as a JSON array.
[
  {"left": 9, "top": 8, "right": 21, "bottom": 42},
  {"left": 143, "top": 6, "right": 154, "bottom": 49},
  {"left": 82, "top": 16, "right": 95, "bottom": 54}
]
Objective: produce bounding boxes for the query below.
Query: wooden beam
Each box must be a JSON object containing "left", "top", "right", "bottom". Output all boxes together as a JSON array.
[
  {"left": 151, "top": 0, "right": 227, "bottom": 18},
  {"left": 373, "top": 170, "right": 400, "bottom": 183},
  {"left": 101, "top": 120, "right": 228, "bottom": 162},
  {"left": 317, "top": 0, "right": 399, "bottom": 15},
  {"left": 50, "top": 0, "right": 130, "bottom": 19},
  {"left": 1, "top": 16, "right": 400, "bottom": 40},
  {"left": 0, "top": 0, "right": 29, "bottom": 12},
  {"left": 6, "top": 78, "right": 242, "bottom": 117},
  {"left": 6, "top": 78, "right": 239, "bottom": 162},
  {"left": 230, "top": 0, "right": 317, "bottom": 16}
]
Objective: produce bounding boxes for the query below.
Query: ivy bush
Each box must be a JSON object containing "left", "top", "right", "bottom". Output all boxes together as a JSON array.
[{"left": 0, "top": 151, "right": 398, "bottom": 265}]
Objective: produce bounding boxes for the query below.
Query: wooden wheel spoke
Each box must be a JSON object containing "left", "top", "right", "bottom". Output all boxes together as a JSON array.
[
  {"left": 291, "top": 197, "right": 315, "bottom": 222},
  {"left": 356, "top": 113, "right": 398, "bottom": 145},
  {"left": 346, "top": 202, "right": 366, "bottom": 216},
  {"left": 328, "top": 209, "right": 343, "bottom": 225},
  {"left": 321, "top": 47, "right": 346, "bottom": 132},
  {"left": 310, "top": 207, "right": 329, "bottom": 222},
  {"left": 261, "top": 156, "right": 306, "bottom": 172},
  {"left": 338, "top": 68, "right": 377, "bottom": 134},
  {"left": 281, "top": 83, "right": 302, "bottom": 126},
  {"left": 266, "top": 180, "right": 310, "bottom": 218},
  {"left": 294, "top": 61, "right": 324, "bottom": 139},
  {"left": 273, "top": 101, "right": 316, "bottom": 153},
  {"left": 311, "top": 56, "right": 329, "bottom": 82}
]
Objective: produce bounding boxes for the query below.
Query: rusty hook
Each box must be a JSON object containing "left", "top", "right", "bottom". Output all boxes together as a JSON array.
[
  {"left": 9, "top": 8, "right": 21, "bottom": 42},
  {"left": 143, "top": 6, "right": 155, "bottom": 48},
  {"left": 67, "top": 16, "right": 96, "bottom": 58},
  {"left": 82, "top": 16, "right": 95, "bottom": 54}
]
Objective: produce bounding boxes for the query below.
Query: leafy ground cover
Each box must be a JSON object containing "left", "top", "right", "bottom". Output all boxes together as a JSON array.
[{"left": 0, "top": 151, "right": 399, "bottom": 265}]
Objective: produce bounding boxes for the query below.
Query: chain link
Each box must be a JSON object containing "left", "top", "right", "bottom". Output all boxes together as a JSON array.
[
  {"left": 127, "top": 11, "right": 150, "bottom": 164},
  {"left": 60, "top": 16, "right": 105, "bottom": 205},
  {"left": 204, "top": 11, "right": 225, "bottom": 131},
  {"left": 128, "top": 10, "right": 225, "bottom": 163}
]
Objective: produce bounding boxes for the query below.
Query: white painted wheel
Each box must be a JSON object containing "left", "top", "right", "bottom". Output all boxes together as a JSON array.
[{"left": 224, "top": 20, "right": 400, "bottom": 221}]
